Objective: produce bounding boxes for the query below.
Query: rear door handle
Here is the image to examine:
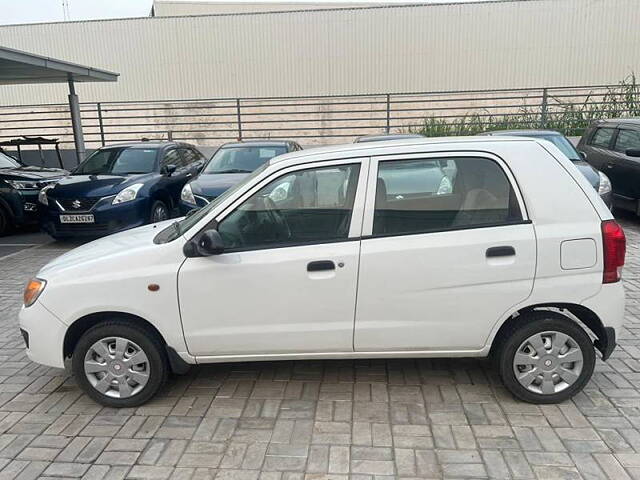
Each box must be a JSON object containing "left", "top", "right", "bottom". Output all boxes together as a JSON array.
[
  {"left": 606, "top": 162, "right": 615, "bottom": 169},
  {"left": 486, "top": 246, "right": 516, "bottom": 257},
  {"left": 307, "top": 260, "right": 335, "bottom": 272}
]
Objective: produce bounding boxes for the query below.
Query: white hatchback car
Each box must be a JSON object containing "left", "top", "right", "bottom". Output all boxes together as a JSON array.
[{"left": 20, "top": 137, "right": 625, "bottom": 407}]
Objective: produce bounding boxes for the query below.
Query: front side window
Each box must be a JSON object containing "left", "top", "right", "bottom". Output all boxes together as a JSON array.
[
  {"left": 74, "top": 148, "right": 158, "bottom": 175},
  {"left": 161, "top": 149, "right": 183, "bottom": 168},
  {"left": 204, "top": 146, "right": 288, "bottom": 174},
  {"left": 217, "top": 164, "right": 360, "bottom": 250},
  {"left": 614, "top": 129, "right": 640, "bottom": 153},
  {"left": 589, "top": 128, "right": 615, "bottom": 149},
  {"left": 373, "top": 157, "right": 522, "bottom": 236}
]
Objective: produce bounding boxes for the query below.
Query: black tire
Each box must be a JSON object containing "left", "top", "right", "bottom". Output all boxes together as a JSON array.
[
  {"left": 71, "top": 320, "right": 168, "bottom": 408},
  {"left": 497, "top": 311, "right": 595, "bottom": 404},
  {"left": 149, "top": 200, "right": 169, "bottom": 224},
  {"left": 0, "top": 205, "right": 11, "bottom": 237}
]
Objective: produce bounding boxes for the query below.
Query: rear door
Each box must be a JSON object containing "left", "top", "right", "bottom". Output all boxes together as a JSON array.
[{"left": 354, "top": 152, "right": 536, "bottom": 353}]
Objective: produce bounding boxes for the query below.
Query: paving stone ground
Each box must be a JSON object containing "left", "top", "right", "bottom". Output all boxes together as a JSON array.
[{"left": 1, "top": 217, "right": 640, "bottom": 480}]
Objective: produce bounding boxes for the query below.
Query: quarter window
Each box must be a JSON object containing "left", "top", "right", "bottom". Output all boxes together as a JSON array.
[
  {"left": 589, "top": 128, "right": 615, "bottom": 149},
  {"left": 218, "top": 164, "right": 360, "bottom": 250},
  {"left": 614, "top": 129, "right": 640, "bottom": 153},
  {"left": 373, "top": 157, "right": 522, "bottom": 236}
]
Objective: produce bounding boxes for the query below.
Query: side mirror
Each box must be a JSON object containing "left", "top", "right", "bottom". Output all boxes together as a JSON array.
[
  {"left": 162, "top": 164, "right": 177, "bottom": 176},
  {"left": 626, "top": 148, "right": 640, "bottom": 158},
  {"left": 184, "top": 229, "right": 224, "bottom": 257},
  {"left": 580, "top": 151, "right": 587, "bottom": 160}
]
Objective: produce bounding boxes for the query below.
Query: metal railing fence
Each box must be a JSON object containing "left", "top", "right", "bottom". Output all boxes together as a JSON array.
[{"left": 1, "top": 83, "right": 638, "bottom": 150}]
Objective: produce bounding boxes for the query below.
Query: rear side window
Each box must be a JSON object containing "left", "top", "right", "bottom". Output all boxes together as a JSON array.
[
  {"left": 614, "top": 129, "right": 640, "bottom": 153},
  {"left": 589, "top": 128, "right": 615, "bottom": 148},
  {"left": 373, "top": 157, "right": 522, "bottom": 236}
]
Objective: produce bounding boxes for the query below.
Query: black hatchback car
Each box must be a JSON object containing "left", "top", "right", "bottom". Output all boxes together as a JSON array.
[
  {"left": 484, "top": 129, "right": 613, "bottom": 208},
  {"left": 0, "top": 150, "right": 67, "bottom": 235},
  {"left": 179, "top": 140, "right": 301, "bottom": 212},
  {"left": 577, "top": 118, "right": 640, "bottom": 213},
  {"left": 40, "top": 141, "right": 205, "bottom": 239}
]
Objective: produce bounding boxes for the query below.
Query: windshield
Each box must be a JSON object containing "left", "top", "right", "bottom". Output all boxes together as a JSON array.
[
  {"left": 203, "top": 146, "right": 287, "bottom": 174},
  {"left": 157, "top": 163, "right": 269, "bottom": 243},
  {"left": 74, "top": 147, "right": 158, "bottom": 175},
  {"left": 0, "top": 151, "right": 20, "bottom": 169},
  {"left": 535, "top": 134, "right": 581, "bottom": 161}
]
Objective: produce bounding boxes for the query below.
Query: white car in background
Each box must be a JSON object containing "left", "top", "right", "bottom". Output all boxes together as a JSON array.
[{"left": 20, "top": 137, "right": 625, "bottom": 407}]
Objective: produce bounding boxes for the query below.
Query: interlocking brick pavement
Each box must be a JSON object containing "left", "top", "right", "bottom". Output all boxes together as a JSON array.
[{"left": 0, "top": 217, "right": 639, "bottom": 479}]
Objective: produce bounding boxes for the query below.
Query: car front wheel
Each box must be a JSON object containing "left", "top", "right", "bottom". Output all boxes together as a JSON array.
[
  {"left": 71, "top": 321, "right": 168, "bottom": 407},
  {"left": 150, "top": 200, "right": 169, "bottom": 224},
  {"left": 498, "top": 311, "right": 595, "bottom": 404}
]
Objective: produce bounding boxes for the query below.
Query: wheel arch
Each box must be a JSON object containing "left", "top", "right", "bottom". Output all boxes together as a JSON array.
[{"left": 490, "top": 302, "right": 612, "bottom": 359}]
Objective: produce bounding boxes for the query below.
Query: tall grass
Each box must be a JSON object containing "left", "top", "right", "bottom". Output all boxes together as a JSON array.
[{"left": 410, "top": 74, "right": 640, "bottom": 137}]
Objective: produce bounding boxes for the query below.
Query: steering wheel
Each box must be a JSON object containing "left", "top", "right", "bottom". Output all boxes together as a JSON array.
[{"left": 264, "top": 197, "right": 292, "bottom": 241}]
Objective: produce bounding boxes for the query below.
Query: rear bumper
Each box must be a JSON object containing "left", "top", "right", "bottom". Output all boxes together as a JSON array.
[
  {"left": 41, "top": 197, "right": 150, "bottom": 238},
  {"left": 581, "top": 282, "right": 625, "bottom": 361}
]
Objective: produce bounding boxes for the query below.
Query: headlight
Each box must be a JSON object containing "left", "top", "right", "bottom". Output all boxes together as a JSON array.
[
  {"left": 6, "top": 179, "right": 40, "bottom": 190},
  {"left": 112, "top": 183, "right": 144, "bottom": 205},
  {"left": 23, "top": 278, "right": 46, "bottom": 308},
  {"left": 598, "top": 171, "right": 612, "bottom": 196},
  {"left": 38, "top": 184, "right": 55, "bottom": 206},
  {"left": 181, "top": 183, "right": 197, "bottom": 205}
]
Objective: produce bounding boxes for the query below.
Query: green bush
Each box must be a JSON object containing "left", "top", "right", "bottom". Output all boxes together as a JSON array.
[{"left": 410, "top": 74, "right": 640, "bottom": 137}]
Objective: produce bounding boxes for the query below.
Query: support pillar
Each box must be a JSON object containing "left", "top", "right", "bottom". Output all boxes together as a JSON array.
[{"left": 68, "top": 76, "right": 86, "bottom": 165}]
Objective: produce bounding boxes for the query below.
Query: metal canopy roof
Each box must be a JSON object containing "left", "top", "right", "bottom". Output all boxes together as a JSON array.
[{"left": 0, "top": 46, "right": 119, "bottom": 85}]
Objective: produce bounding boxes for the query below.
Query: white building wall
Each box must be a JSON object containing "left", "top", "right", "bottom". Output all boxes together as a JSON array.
[{"left": 0, "top": 0, "right": 638, "bottom": 106}]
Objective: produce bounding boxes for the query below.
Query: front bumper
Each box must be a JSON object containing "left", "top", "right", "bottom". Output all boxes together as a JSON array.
[
  {"left": 41, "top": 197, "right": 150, "bottom": 238},
  {"left": 18, "top": 300, "right": 67, "bottom": 369}
]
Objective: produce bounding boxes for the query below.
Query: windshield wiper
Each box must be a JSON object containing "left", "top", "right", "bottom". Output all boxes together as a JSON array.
[{"left": 210, "top": 169, "right": 253, "bottom": 174}]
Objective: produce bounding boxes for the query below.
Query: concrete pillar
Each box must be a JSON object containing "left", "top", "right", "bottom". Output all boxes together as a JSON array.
[{"left": 67, "top": 77, "right": 86, "bottom": 165}]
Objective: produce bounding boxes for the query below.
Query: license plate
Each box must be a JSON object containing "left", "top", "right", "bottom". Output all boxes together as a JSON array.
[{"left": 60, "top": 214, "right": 94, "bottom": 224}]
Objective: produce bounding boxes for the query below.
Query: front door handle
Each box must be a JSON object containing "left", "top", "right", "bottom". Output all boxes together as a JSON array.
[
  {"left": 486, "top": 246, "right": 516, "bottom": 257},
  {"left": 307, "top": 260, "right": 335, "bottom": 272}
]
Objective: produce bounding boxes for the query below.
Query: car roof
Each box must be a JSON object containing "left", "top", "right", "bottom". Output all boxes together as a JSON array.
[
  {"left": 220, "top": 140, "right": 294, "bottom": 148},
  {"left": 593, "top": 117, "right": 640, "bottom": 126},
  {"left": 268, "top": 135, "right": 538, "bottom": 166},
  {"left": 98, "top": 141, "right": 194, "bottom": 149},
  {"left": 483, "top": 129, "right": 563, "bottom": 137},
  {"left": 355, "top": 133, "right": 424, "bottom": 143}
]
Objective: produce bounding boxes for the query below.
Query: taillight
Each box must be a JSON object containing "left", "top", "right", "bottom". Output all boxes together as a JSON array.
[{"left": 601, "top": 220, "right": 626, "bottom": 283}]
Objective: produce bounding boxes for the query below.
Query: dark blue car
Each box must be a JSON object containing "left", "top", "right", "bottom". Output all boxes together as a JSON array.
[
  {"left": 40, "top": 141, "right": 206, "bottom": 239},
  {"left": 179, "top": 140, "right": 301, "bottom": 213}
]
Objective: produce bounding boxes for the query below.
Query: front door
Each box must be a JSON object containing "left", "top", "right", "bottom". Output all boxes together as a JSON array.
[
  {"left": 354, "top": 153, "right": 536, "bottom": 352},
  {"left": 178, "top": 159, "right": 367, "bottom": 357}
]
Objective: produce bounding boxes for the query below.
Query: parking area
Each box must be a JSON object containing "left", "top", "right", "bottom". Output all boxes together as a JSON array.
[{"left": 0, "top": 218, "right": 637, "bottom": 480}]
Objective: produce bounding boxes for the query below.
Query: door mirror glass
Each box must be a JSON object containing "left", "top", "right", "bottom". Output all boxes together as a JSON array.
[
  {"left": 162, "top": 164, "right": 177, "bottom": 176},
  {"left": 194, "top": 229, "right": 225, "bottom": 256},
  {"left": 626, "top": 148, "right": 640, "bottom": 158}
]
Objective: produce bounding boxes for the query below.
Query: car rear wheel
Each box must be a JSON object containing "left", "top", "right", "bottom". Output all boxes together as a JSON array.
[
  {"left": 150, "top": 200, "right": 169, "bottom": 223},
  {"left": 71, "top": 321, "right": 168, "bottom": 407},
  {"left": 498, "top": 311, "right": 595, "bottom": 404}
]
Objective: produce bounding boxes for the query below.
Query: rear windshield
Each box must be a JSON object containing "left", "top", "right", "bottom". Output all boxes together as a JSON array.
[
  {"left": 203, "top": 146, "right": 287, "bottom": 174},
  {"left": 74, "top": 147, "right": 158, "bottom": 175}
]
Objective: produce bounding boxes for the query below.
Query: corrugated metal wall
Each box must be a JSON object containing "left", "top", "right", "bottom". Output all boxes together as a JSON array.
[
  {"left": 0, "top": 0, "right": 638, "bottom": 106},
  {"left": 152, "top": 1, "right": 387, "bottom": 16}
]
